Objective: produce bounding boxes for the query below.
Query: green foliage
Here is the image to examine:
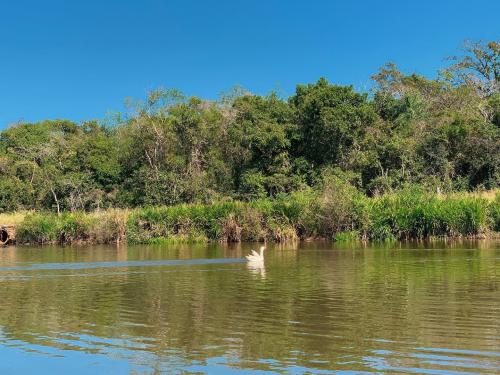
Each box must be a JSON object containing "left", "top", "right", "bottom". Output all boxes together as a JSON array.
[
  {"left": 16, "top": 210, "right": 127, "bottom": 245},
  {"left": 0, "top": 40, "right": 498, "bottom": 217},
  {"left": 367, "top": 190, "right": 490, "bottom": 240},
  {"left": 290, "top": 78, "right": 377, "bottom": 167},
  {"left": 334, "top": 231, "right": 361, "bottom": 242},
  {"left": 17, "top": 213, "right": 61, "bottom": 244},
  {"left": 16, "top": 212, "right": 97, "bottom": 244},
  {"left": 489, "top": 192, "right": 500, "bottom": 231},
  {"left": 0, "top": 177, "right": 32, "bottom": 211},
  {"left": 125, "top": 197, "right": 312, "bottom": 244},
  {"left": 14, "top": 188, "right": 498, "bottom": 245}
]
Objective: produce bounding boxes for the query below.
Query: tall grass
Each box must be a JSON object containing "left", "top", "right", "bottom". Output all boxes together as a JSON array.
[
  {"left": 0, "top": 211, "right": 29, "bottom": 226},
  {"left": 126, "top": 193, "right": 314, "bottom": 244},
  {"left": 489, "top": 192, "right": 500, "bottom": 232},
  {"left": 367, "top": 189, "right": 490, "bottom": 240},
  {"left": 116, "top": 189, "right": 498, "bottom": 244},
  {"left": 10, "top": 188, "right": 499, "bottom": 245},
  {"left": 16, "top": 209, "right": 128, "bottom": 245}
]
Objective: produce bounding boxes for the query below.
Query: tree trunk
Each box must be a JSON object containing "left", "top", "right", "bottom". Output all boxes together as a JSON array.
[{"left": 51, "top": 187, "right": 61, "bottom": 216}]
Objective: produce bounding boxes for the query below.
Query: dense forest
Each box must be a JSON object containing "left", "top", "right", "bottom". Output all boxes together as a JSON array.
[{"left": 1, "top": 40, "right": 498, "bottom": 214}]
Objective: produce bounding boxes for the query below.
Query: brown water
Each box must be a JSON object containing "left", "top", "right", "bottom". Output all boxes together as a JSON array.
[{"left": 0, "top": 241, "right": 498, "bottom": 374}]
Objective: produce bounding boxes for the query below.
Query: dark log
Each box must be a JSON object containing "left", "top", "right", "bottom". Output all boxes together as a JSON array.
[{"left": 0, "top": 225, "right": 16, "bottom": 246}]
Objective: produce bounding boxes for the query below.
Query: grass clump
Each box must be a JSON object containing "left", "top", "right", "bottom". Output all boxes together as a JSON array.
[
  {"left": 16, "top": 213, "right": 61, "bottom": 244},
  {"left": 366, "top": 189, "right": 490, "bottom": 240},
  {"left": 125, "top": 195, "right": 313, "bottom": 244},
  {"left": 10, "top": 186, "right": 500, "bottom": 245},
  {"left": 488, "top": 192, "right": 500, "bottom": 232},
  {"left": 146, "top": 233, "right": 208, "bottom": 245},
  {"left": 334, "top": 230, "right": 361, "bottom": 242},
  {"left": 16, "top": 210, "right": 129, "bottom": 245}
]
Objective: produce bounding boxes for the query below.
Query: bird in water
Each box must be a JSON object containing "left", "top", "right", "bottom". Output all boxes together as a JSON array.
[{"left": 245, "top": 245, "right": 266, "bottom": 262}]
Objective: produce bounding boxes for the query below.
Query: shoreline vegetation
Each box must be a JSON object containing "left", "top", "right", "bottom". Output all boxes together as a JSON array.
[
  {"left": 1, "top": 40, "right": 499, "bottom": 246},
  {"left": 2, "top": 188, "right": 499, "bottom": 245}
]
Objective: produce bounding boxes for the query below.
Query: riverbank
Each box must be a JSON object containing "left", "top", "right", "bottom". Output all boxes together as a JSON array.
[{"left": 1, "top": 189, "right": 498, "bottom": 246}]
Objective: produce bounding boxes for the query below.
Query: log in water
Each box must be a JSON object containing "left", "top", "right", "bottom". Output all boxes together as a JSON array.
[{"left": 0, "top": 225, "right": 15, "bottom": 246}]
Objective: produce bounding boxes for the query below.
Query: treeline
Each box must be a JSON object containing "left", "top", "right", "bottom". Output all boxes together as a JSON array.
[{"left": 0, "top": 40, "right": 499, "bottom": 213}]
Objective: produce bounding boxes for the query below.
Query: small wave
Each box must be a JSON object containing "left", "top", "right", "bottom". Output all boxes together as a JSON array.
[{"left": 0, "top": 258, "right": 247, "bottom": 272}]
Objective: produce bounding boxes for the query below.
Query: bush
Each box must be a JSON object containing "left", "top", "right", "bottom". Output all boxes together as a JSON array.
[
  {"left": 17, "top": 210, "right": 128, "bottom": 244},
  {"left": 17, "top": 213, "right": 60, "bottom": 244}
]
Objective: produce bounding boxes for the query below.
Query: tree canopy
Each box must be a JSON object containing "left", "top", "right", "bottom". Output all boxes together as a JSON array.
[{"left": 1, "top": 40, "right": 498, "bottom": 212}]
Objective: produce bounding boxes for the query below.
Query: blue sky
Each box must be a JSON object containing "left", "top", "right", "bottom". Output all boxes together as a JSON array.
[{"left": 0, "top": 0, "right": 499, "bottom": 129}]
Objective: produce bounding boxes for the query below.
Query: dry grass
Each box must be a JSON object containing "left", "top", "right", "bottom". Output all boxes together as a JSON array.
[
  {"left": 88, "top": 208, "right": 130, "bottom": 244},
  {"left": 473, "top": 189, "right": 499, "bottom": 201},
  {"left": 446, "top": 189, "right": 499, "bottom": 201},
  {"left": 0, "top": 211, "right": 29, "bottom": 226}
]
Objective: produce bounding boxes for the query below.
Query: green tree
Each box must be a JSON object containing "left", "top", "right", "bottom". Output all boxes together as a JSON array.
[{"left": 290, "top": 78, "right": 377, "bottom": 168}]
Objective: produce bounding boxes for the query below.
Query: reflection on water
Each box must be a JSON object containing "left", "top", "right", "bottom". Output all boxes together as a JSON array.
[
  {"left": 246, "top": 262, "right": 267, "bottom": 279},
  {"left": 246, "top": 256, "right": 267, "bottom": 280},
  {"left": 0, "top": 241, "right": 498, "bottom": 374}
]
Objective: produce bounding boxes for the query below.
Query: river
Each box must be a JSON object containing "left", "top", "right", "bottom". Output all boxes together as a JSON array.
[{"left": 0, "top": 241, "right": 498, "bottom": 374}]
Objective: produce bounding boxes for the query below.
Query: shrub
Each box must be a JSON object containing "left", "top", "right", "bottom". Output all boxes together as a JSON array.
[{"left": 16, "top": 213, "right": 60, "bottom": 244}]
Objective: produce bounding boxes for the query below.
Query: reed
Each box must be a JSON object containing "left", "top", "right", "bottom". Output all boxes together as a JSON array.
[
  {"left": 16, "top": 209, "right": 130, "bottom": 245},
  {"left": 366, "top": 189, "right": 490, "bottom": 240},
  {"left": 489, "top": 192, "right": 500, "bottom": 232},
  {"left": 10, "top": 188, "right": 499, "bottom": 245}
]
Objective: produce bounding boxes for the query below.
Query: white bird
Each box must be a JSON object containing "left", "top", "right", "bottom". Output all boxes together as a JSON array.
[{"left": 245, "top": 245, "right": 266, "bottom": 262}]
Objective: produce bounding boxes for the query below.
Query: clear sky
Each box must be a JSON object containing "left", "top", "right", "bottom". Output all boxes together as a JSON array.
[{"left": 1, "top": 0, "right": 499, "bottom": 129}]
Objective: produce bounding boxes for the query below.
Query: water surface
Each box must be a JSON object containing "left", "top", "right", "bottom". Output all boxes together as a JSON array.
[{"left": 0, "top": 241, "right": 498, "bottom": 374}]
